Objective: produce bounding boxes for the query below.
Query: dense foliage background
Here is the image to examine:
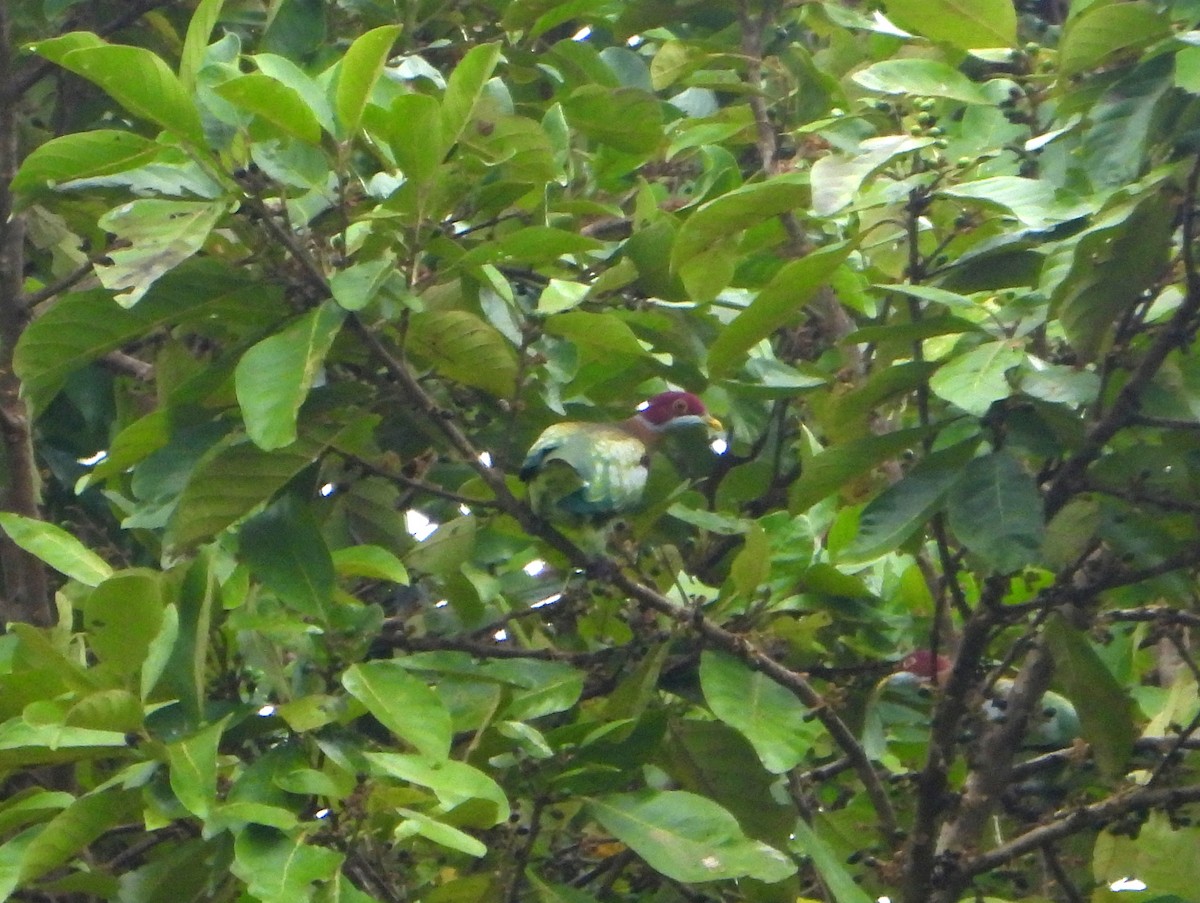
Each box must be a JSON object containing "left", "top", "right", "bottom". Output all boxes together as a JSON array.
[{"left": 3, "top": 0, "right": 1200, "bottom": 900}]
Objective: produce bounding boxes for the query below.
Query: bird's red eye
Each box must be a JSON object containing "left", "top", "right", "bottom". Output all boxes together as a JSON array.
[{"left": 673, "top": 399, "right": 688, "bottom": 414}]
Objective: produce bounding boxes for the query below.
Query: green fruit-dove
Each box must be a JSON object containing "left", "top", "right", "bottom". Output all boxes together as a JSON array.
[{"left": 519, "top": 391, "right": 721, "bottom": 543}]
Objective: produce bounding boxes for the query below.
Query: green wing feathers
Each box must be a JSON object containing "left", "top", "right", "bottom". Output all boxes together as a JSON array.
[{"left": 520, "top": 423, "right": 649, "bottom": 518}]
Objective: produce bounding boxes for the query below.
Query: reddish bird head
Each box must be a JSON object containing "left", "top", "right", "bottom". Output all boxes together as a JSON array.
[
  {"left": 636, "top": 391, "right": 722, "bottom": 432},
  {"left": 900, "top": 650, "right": 952, "bottom": 685}
]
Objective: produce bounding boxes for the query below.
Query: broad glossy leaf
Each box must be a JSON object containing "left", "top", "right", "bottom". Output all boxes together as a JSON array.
[
  {"left": 588, "top": 790, "right": 795, "bottom": 883},
  {"left": 1054, "top": 191, "right": 1173, "bottom": 360},
  {"left": 851, "top": 59, "right": 991, "bottom": 104},
  {"left": 239, "top": 495, "right": 334, "bottom": 620},
  {"left": 19, "top": 790, "right": 139, "bottom": 883},
  {"left": 334, "top": 25, "right": 402, "bottom": 136},
  {"left": 379, "top": 93, "right": 443, "bottom": 187},
  {"left": 442, "top": 43, "right": 503, "bottom": 155},
  {"left": 167, "top": 719, "right": 227, "bottom": 819},
  {"left": 215, "top": 73, "right": 323, "bottom": 144},
  {"left": 1059, "top": 3, "right": 1170, "bottom": 78},
  {"left": 232, "top": 827, "right": 343, "bottom": 903},
  {"left": 938, "top": 176, "right": 1087, "bottom": 231},
  {"left": 63, "top": 689, "right": 142, "bottom": 733},
  {"left": 947, "top": 451, "right": 1043, "bottom": 573},
  {"left": 790, "top": 819, "right": 874, "bottom": 903},
  {"left": 180, "top": 0, "right": 225, "bottom": 90},
  {"left": 811, "top": 135, "right": 934, "bottom": 215},
  {"left": 699, "top": 651, "right": 818, "bottom": 773},
  {"left": 235, "top": 301, "right": 347, "bottom": 450},
  {"left": 843, "top": 440, "right": 978, "bottom": 562},
  {"left": 57, "top": 45, "right": 204, "bottom": 144},
  {"left": 407, "top": 310, "right": 518, "bottom": 397},
  {"left": 82, "top": 570, "right": 164, "bottom": 679},
  {"left": 12, "top": 131, "right": 158, "bottom": 195},
  {"left": 790, "top": 425, "right": 934, "bottom": 512},
  {"left": 708, "top": 244, "right": 852, "bottom": 376},
  {"left": 928, "top": 340, "right": 1025, "bottom": 416},
  {"left": 94, "top": 199, "right": 226, "bottom": 307},
  {"left": 15, "top": 266, "right": 283, "bottom": 416},
  {"left": 331, "top": 545, "right": 409, "bottom": 583},
  {"left": 0, "top": 721, "right": 129, "bottom": 768},
  {"left": 342, "top": 662, "right": 452, "bottom": 760},
  {"left": 562, "top": 86, "right": 663, "bottom": 155},
  {"left": 543, "top": 310, "right": 649, "bottom": 360},
  {"left": 394, "top": 808, "right": 487, "bottom": 857},
  {"left": 481, "top": 659, "right": 585, "bottom": 720},
  {"left": 883, "top": 0, "right": 1016, "bottom": 49},
  {"left": 671, "top": 174, "right": 808, "bottom": 295},
  {"left": 366, "top": 754, "right": 509, "bottom": 823},
  {"left": 165, "top": 439, "right": 323, "bottom": 551},
  {"left": 0, "top": 514, "right": 111, "bottom": 587},
  {"left": 1044, "top": 614, "right": 1136, "bottom": 778},
  {"left": 253, "top": 53, "right": 336, "bottom": 133}
]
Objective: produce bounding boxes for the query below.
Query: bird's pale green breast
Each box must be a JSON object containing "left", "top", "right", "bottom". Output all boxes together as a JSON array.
[{"left": 522, "top": 421, "right": 649, "bottom": 516}]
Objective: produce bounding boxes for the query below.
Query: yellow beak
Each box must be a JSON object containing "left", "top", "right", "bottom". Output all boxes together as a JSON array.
[{"left": 705, "top": 415, "right": 724, "bottom": 433}]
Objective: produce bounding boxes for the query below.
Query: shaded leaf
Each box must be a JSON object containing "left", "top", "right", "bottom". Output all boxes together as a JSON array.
[
  {"left": 442, "top": 43, "right": 503, "bottom": 155},
  {"left": 407, "top": 310, "right": 519, "bottom": 397},
  {"left": 215, "top": 74, "right": 323, "bottom": 144},
  {"left": 12, "top": 131, "right": 158, "bottom": 195},
  {"left": 1044, "top": 614, "right": 1136, "bottom": 778},
  {"left": 0, "top": 514, "right": 112, "bottom": 587},
  {"left": 928, "top": 340, "right": 1025, "bottom": 416},
  {"left": 240, "top": 495, "right": 335, "bottom": 620},
  {"left": 699, "top": 651, "right": 818, "bottom": 773},
  {"left": 947, "top": 451, "right": 1043, "bottom": 573},
  {"left": 342, "top": 662, "right": 452, "bottom": 760},
  {"left": 588, "top": 790, "right": 795, "bottom": 884},
  {"left": 335, "top": 25, "right": 402, "bottom": 136},
  {"left": 235, "top": 301, "right": 347, "bottom": 450}
]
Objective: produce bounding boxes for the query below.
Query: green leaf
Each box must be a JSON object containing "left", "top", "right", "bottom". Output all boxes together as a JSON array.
[
  {"left": 1059, "top": 2, "right": 1170, "bottom": 78},
  {"left": 938, "top": 176, "right": 1086, "bottom": 231},
  {"left": 12, "top": 131, "right": 158, "bottom": 195},
  {"left": 57, "top": 45, "right": 205, "bottom": 144},
  {"left": 342, "top": 662, "right": 452, "bottom": 760},
  {"left": 811, "top": 135, "right": 934, "bottom": 215},
  {"left": 0, "top": 721, "right": 129, "bottom": 768},
  {"left": 928, "top": 340, "right": 1025, "bottom": 416},
  {"left": 253, "top": 53, "right": 336, "bottom": 133},
  {"left": 441, "top": 43, "right": 503, "bottom": 155},
  {"left": 843, "top": 440, "right": 979, "bottom": 562},
  {"left": 671, "top": 174, "right": 808, "bottom": 298},
  {"left": 239, "top": 495, "right": 334, "bottom": 620},
  {"left": 1041, "top": 497, "right": 1101, "bottom": 570},
  {"left": 365, "top": 754, "right": 509, "bottom": 823},
  {"left": 329, "top": 256, "right": 395, "bottom": 312},
  {"left": 562, "top": 86, "right": 664, "bottom": 155},
  {"left": 790, "top": 425, "right": 934, "bottom": 512},
  {"left": 94, "top": 199, "right": 227, "bottom": 307},
  {"left": 947, "top": 451, "right": 1044, "bottom": 573},
  {"left": 167, "top": 718, "right": 228, "bottom": 819},
  {"left": 215, "top": 73, "right": 324, "bottom": 144},
  {"left": 729, "top": 523, "right": 769, "bottom": 600},
  {"left": 232, "top": 827, "right": 343, "bottom": 903},
  {"left": 542, "top": 310, "right": 649, "bottom": 360},
  {"left": 851, "top": 59, "right": 992, "bottom": 104},
  {"left": 1044, "top": 614, "right": 1136, "bottom": 778},
  {"left": 406, "top": 310, "right": 518, "bottom": 397},
  {"left": 0, "top": 514, "right": 112, "bottom": 587},
  {"left": 379, "top": 93, "right": 443, "bottom": 187},
  {"left": 790, "top": 819, "right": 874, "bottom": 903},
  {"left": 81, "top": 570, "right": 164, "bottom": 678},
  {"left": 331, "top": 545, "right": 409, "bottom": 583},
  {"left": 1054, "top": 191, "right": 1174, "bottom": 361},
  {"left": 15, "top": 267, "right": 283, "bottom": 416},
  {"left": 235, "top": 301, "right": 347, "bottom": 450},
  {"left": 708, "top": 244, "right": 852, "bottom": 376},
  {"left": 699, "top": 651, "right": 818, "bottom": 773},
  {"left": 588, "top": 790, "right": 795, "bottom": 884},
  {"left": 394, "top": 808, "right": 488, "bottom": 857},
  {"left": 165, "top": 439, "right": 323, "bottom": 552},
  {"left": 883, "top": 0, "right": 1016, "bottom": 49},
  {"left": 19, "top": 790, "right": 139, "bottom": 883},
  {"left": 180, "top": 0, "right": 225, "bottom": 91},
  {"left": 334, "top": 24, "right": 402, "bottom": 136}
]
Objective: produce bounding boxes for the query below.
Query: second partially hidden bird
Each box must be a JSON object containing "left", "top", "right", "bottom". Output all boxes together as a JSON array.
[{"left": 519, "top": 391, "right": 722, "bottom": 552}]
